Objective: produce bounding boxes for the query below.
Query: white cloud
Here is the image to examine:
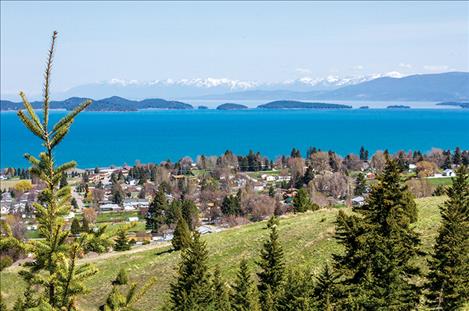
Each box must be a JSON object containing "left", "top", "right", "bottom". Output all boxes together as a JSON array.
[
  {"left": 398, "top": 63, "right": 412, "bottom": 69},
  {"left": 353, "top": 65, "right": 364, "bottom": 70},
  {"left": 295, "top": 68, "right": 312, "bottom": 75},
  {"left": 423, "top": 65, "right": 449, "bottom": 72}
]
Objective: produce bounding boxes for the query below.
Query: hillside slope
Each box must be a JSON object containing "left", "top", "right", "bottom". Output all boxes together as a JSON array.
[{"left": 0, "top": 196, "right": 444, "bottom": 310}]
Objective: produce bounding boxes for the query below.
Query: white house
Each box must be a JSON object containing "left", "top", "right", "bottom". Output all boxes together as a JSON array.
[
  {"left": 352, "top": 196, "right": 365, "bottom": 206},
  {"left": 443, "top": 169, "right": 456, "bottom": 177}
]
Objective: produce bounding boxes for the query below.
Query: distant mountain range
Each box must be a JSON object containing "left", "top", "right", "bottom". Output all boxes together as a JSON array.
[
  {"left": 198, "top": 72, "right": 469, "bottom": 101},
  {"left": 2, "top": 72, "right": 468, "bottom": 105}
]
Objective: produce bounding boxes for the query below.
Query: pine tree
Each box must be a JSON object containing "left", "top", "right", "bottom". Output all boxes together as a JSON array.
[
  {"left": 114, "top": 228, "right": 131, "bottom": 251},
  {"left": 277, "top": 268, "right": 314, "bottom": 311},
  {"left": 102, "top": 270, "right": 156, "bottom": 311},
  {"left": 426, "top": 165, "right": 469, "bottom": 310},
  {"left": 81, "top": 217, "right": 90, "bottom": 233},
  {"left": 221, "top": 194, "right": 241, "bottom": 216},
  {"left": 172, "top": 214, "right": 191, "bottom": 251},
  {"left": 354, "top": 172, "right": 367, "bottom": 196},
  {"left": 333, "top": 158, "right": 421, "bottom": 310},
  {"left": 145, "top": 186, "right": 168, "bottom": 233},
  {"left": 181, "top": 199, "right": 198, "bottom": 231},
  {"left": 15, "top": 43, "right": 97, "bottom": 306},
  {"left": 12, "top": 297, "right": 24, "bottom": 311},
  {"left": 302, "top": 165, "right": 315, "bottom": 186},
  {"left": 314, "top": 264, "right": 338, "bottom": 311},
  {"left": 293, "top": 188, "right": 314, "bottom": 213},
  {"left": 70, "top": 217, "right": 81, "bottom": 235},
  {"left": 257, "top": 217, "right": 285, "bottom": 310},
  {"left": 268, "top": 185, "right": 275, "bottom": 198},
  {"left": 212, "top": 267, "right": 232, "bottom": 311},
  {"left": 112, "top": 268, "right": 129, "bottom": 286},
  {"left": 452, "top": 147, "right": 462, "bottom": 166},
  {"left": 170, "top": 232, "right": 213, "bottom": 310},
  {"left": 231, "top": 259, "right": 259, "bottom": 311}
]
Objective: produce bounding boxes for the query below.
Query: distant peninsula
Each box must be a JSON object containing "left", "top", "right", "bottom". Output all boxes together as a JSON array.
[
  {"left": 257, "top": 100, "right": 352, "bottom": 109},
  {"left": 387, "top": 105, "right": 410, "bottom": 109},
  {"left": 197, "top": 105, "right": 209, "bottom": 110},
  {"left": 0, "top": 96, "right": 193, "bottom": 112},
  {"left": 216, "top": 103, "right": 248, "bottom": 110},
  {"left": 436, "top": 102, "right": 469, "bottom": 109}
]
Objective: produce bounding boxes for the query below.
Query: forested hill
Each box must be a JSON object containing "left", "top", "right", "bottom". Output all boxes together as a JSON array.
[
  {"left": 257, "top": 100, "right": 352, "bottom": 109},
  {"left": 216, "top": 103, "right": 248, "bottom": 110},
  {"left": 0, "top": 96, "right": 193, "bottom": 111}
]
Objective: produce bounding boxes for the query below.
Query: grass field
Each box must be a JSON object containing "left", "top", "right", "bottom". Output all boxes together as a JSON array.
[
  {"left": 0, "top": 178, "right": 29, "bottom": 191},
  {"left": 0, "top": 196, "right": 445, "bottom": 310},
  {"left": 426, "top": 177, "right": 454, "bottom": 186}
]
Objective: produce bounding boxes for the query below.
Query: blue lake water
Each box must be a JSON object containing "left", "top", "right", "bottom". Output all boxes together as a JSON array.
[{"left": 1, "top": 109, "right": 469, "bottom": 168}]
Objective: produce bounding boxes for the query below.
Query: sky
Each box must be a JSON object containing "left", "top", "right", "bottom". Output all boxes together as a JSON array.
[{"left": 1, "top": 1, "right": 468, "bottom": 97}]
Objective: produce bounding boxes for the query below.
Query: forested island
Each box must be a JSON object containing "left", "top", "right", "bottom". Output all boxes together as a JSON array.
[
  {"left": 257, "top": 100, "right": 352, "bottom": 109},
  {"left": 0, "top": 96, "right": 193, "bottom": 111},
  {"left": 387, "top": 105, "right": 411, "bottom": 109},
  {"left": 216, "top": 103, "right": 248, "bottom": 110},
  {"left": 436, "top": 102, "right": 469, "bottom": 108}
]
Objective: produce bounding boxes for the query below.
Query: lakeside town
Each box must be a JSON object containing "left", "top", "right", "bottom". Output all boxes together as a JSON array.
[{"left": 1, "top": 146, "right": 466, "bottom": 251}]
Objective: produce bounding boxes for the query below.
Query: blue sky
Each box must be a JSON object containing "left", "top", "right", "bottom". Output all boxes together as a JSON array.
[{"left": 1, "top": 1, "right": 468, "bottom": 96}]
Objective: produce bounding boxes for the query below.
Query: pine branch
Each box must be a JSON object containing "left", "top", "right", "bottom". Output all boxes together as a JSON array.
[
  {"left": 52, "top": 99, "right": 92, "bottom": 134},
  {"left": 43, "top": 31, "right": 57, "bottom": 130}
]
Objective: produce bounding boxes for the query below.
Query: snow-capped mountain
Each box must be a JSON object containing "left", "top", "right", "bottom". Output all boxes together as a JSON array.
[{"left": 44, "top": 72, "right": 405, "bottom": 100}]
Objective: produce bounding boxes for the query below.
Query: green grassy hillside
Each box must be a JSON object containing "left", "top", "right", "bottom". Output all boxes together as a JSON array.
[{"left": 0, "top": 196, "right": 445, "bottom": 310}]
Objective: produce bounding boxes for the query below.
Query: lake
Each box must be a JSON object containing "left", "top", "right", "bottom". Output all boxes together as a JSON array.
[{"left": 1, "top": 109, "right": 469, "bottom": 168}]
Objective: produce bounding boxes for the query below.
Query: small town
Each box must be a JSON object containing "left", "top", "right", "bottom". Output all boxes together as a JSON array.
[{"left": 1, "top": 147, "right": 465, "bottom": 251}]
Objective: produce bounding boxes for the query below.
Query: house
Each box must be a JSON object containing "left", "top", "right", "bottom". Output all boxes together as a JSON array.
[
  {"left": 443, "top": 169, "right": 456, "bottom": 177},
  {"left": 99, "top": 203, "right": 121, "bottom": 211},
  {"left": 352, "top": 196, "right": 365, "bottom": 206},
  {"left": 408, "top": 164, "right": 417, "bottom": 171}
]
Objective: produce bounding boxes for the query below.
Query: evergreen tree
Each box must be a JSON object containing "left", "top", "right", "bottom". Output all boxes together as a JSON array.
[
  {"left": 354, "top": 172, "right": 367, "bottom": 196},
  {"left": 221, "top": 194, "right": 242, "bottom": 216},
  {"left": 277, "top": 268, "right": 314, "bottom": 311},
  {"left": 12, "top": 297, "right": 24, "bottom": 311},
  {"left": 81, "top": 217, "right": 90, "bottom": 232},
  {"left": 231, "top": 259, "right": 259, "bottom": 311},
  {"left": 293, "top": 188, "right": 315, "bottom": 213},
  {"left": 59, "top": 173, "right": 68, "bottom": 188},
  {"left": 145, "top": 186, "right": 168, "bottom": 233},
  {"left": 102, "top": 270, "right": 156, "bottom": 311},
  {"left": 268, "top": 185, "right": 276, "bottom": 198},
  {"left": 181, "top": 199, "right": 199, "bottom": 231},
  {"left": 71, "top": 197, "right": 79, "bottom": 210},
  {"left": 212, "top": 267, "right": 232, "bottom": 311},
  {"left": 359, "top": 146, "right": 368, "bottom": 161},
  {"left": 257, "top": 217, "right": 285, "bottom": 310},
  {"left": 314, "top": 264, "right": 338, "bottom": 311},
  {"left": 333, "top": 158, "right": 421, "bottom": 310},
  {"left": 112, "top": 268, "right": 129, "bottom": 286},
  {"left": 426, "top": 165, "right": 469, "bottom": 310},
  {"left": 13, "top": 32, "right": 97, "bottom": 309},
  {"left": 111, "top": 182, "right": 125, "bottom": 205},
  {"left": 172, "top": 214, "right": 191, "bottom": 251},
  {"left": 452, "top": 147, "right": 463, "bottom": 166},
  {"left": 70, "top": 218, "right": 81, "bottom": 235},
  {"left": 114, "top": 228, "right": 131, "bottom": 251},
  {"left": 170, "top": 232, "right": 213, "bottom": 310},
  {"left": 302, "top": 165, "right": 315, "bottom": 186}
]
